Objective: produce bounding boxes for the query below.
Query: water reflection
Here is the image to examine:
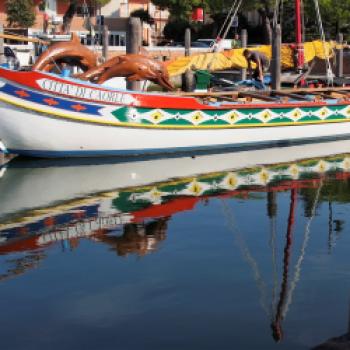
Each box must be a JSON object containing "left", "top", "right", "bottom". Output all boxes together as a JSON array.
[{"left": 2, "top": 140, "right": 350, "bottom": 348}]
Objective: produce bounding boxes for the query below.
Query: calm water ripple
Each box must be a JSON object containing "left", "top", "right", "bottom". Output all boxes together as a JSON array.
[{"left": 2, "top": 140, "right": 350, "bottom": 349}]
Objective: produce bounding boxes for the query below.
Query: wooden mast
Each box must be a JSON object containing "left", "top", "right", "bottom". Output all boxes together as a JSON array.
[{"left": 295, "top": 0, "right": 305, "bottom": 72}]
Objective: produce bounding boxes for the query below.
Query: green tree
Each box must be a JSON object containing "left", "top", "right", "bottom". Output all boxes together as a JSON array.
[
  {"left": 6, "top": 0, "right": 36, "bottom": 28},
  {"left": 305, "top": 0, "right": 350, "bottom": 38},
  {"left": 130, "top": 9, "right": 154, "bottom": 25},
  {"left": 163, "top": 19, "right": 192, "bottom": 41},
  {"left": 152, "top": 0, "right": 204, "bottom": 21}
]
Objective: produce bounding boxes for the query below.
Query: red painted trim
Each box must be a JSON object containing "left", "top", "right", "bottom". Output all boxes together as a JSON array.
[
  {"left": 0, "top": 236, "right": 45, "bottom": 254},
  {"left": 0, "top": 68, "right": 341, "bottom": 111},
  {"left": 133, "top": 197, "right": 198, "bottom": 220},
  {"left": 295, "top": 0, "right": 305, "bottom": 70}
]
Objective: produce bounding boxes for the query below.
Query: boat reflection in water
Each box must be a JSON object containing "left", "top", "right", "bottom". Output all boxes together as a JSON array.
[{"left": 2, "top": 140, "right": 350, "bottom": 347}]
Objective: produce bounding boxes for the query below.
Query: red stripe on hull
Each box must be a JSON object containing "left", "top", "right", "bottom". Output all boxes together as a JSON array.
[{"left": 0, "top": 68, "right": 339, "bottom": 111}]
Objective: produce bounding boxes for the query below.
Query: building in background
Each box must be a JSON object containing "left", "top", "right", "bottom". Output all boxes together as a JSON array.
[{"left": 0, "top": 0, "right": 168, "bottom": 46}]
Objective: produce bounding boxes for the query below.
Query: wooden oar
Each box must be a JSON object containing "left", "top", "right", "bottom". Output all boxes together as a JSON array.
[{"left": 0, "top": 33, "right": 49, "bottom": 45}]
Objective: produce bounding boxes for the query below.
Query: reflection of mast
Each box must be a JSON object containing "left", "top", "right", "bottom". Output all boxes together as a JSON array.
[
  {"left": 271, "top": 189, "right": 297, "bottom": 342},
  {"left": 282, "top": 181, "right": 323, "bottom": 319},
  {"left": 328, "top": 201, "right": 333, "bottom": 254},
  {"left": 222, "top": 200, "right": 270, "bottom": 316},
  {"left": 267, "top": 191, "right": 279, "bottom": 315}
]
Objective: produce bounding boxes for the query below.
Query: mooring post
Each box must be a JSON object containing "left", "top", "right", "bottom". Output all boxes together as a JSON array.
[
  {"left": 182, "top": 27, "right": 195, "bottom": 92},
  {"left": 271, "top": 24, "right": 281, "bottom": 90},
  {"left": 126, "top": 17, "right": 142, "bottom": 90},
  {"left": 335, "top": 32, "right": 343, "bottom": 78},
  {"left": 185, "top": 27, "right": 191, "bottom": 57},
  {"left": 102, "top": 25, "right": 109, "bottom": 60},
  {"left": 0, "top": 23, "right": 5, "bottom": 65},
  {"left": 267, "top": 191, "right": 277, "bottom": 218},
  {"left": 240, "top": 29, "right": 247, "bottom": 81}
]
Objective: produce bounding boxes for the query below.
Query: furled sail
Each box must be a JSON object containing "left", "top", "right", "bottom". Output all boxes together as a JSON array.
[{"left": 165, "top": 40, "right": 335, "bottom": 76}]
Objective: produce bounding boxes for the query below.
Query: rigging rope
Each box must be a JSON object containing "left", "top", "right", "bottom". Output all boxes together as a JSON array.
[
  {"left": 312, "top": 0, "right": 334, "bottom": 85},
  {"left": 281, "top": 181, "right": 323, "bottom": 319},
  {"left": 216, "top": 0, "right": 238, "bottom": 42},
  {"left": 221, "top": 199, "right": 271, "bottom": 316},
  {"left": 221, "top": 0, "right": 243, "bottom": 42},
  {"left": 207, "top": 0, "right": 243, "bottom": 69}
]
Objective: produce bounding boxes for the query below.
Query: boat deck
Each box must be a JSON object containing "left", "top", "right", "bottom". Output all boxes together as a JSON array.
[{"left": 178, "top": 86, "right": 350, "bottom": 105}]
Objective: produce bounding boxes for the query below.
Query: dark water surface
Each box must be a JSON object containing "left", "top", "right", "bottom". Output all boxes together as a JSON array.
[{"left": 2, "top": 141, "right": 350, "bottom": 350}]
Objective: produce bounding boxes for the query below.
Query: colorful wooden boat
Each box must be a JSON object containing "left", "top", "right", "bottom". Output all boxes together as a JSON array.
[{"left": 1, "top": 67, "right": 350, "bottom": 157}]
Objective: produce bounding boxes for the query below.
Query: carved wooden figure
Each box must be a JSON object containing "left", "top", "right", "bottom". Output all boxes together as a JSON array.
[
  {"left": 32, "top": 33, "right": 98, "bottom": 72},
  {"left": 78, "top": 54, "right": 174, "bottom": 91}
]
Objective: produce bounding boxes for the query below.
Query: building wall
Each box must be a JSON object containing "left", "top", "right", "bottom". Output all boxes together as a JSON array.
[
  {"left": 0, "top": 0, "right": 168, "bottom": 44},
  {"left": 101, "top": 0, "right": 124, "bottom": 18}
]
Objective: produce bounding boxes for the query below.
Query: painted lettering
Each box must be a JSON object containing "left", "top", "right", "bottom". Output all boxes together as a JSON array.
[{"left": 36, "top": 78, "right": 136, "bottom": 105}]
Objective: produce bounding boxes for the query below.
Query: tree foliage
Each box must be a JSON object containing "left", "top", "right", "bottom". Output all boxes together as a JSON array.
[
  {"left": 6, "top": 0, "right": 36, "bottom": 28},
  {"left": 152, "top": 0, "right": 204, "bottom": 20},
  {"left": 305, "top": 0, "right": 350, "bottom": 39},
  {"left": 130, "top": 9, "right": 154, "bottom": 25},
  {"left": 152, "top": 0, "right": 350, "bottom": 43},
  {"left": 163, "top": 19, "right": 192, "bottom": 41}
]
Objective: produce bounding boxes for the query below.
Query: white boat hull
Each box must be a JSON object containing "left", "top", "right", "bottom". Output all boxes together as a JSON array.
[
  {"left": 2, "top": 103, "right": 350, "bottom": 157},
  {"left": 1, "top": 68, "right": 350, "bottom": 157}
]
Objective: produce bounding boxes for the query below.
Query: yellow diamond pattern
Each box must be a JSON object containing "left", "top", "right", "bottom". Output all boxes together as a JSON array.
[{"left": 150, "top": 111, "right": 163, "bottom": 123}]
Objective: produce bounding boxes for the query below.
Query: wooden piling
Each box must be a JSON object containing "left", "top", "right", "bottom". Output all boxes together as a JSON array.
[
  {"left": 102, "top": 25, "right": 109, "bottom": 60},
  {"left": 0, "top": 23, "right": 5, "bottom": 65},
  {"left": 240, "top": 29, "right": 247, "bottom": 81},
  {"left": 182, "top": 70, "right": 195, "bottom": 92},
  {"left": 185, "top": 27, "right": 191, "bottom": 57},
  {"left": 335, "top": 33, "right": 343, "bottom": 78},
  {"left": 183, "top": 28, "right": 195, "bottom": 92},
  {"left": 126, "top": 17, "right": 142, "bottom": 91},
  {"left": 271, "top": 24, "right": 281, "bottom": 90},
  {"left": 267, "top": 191, "right": 277, "bottom": 218}
]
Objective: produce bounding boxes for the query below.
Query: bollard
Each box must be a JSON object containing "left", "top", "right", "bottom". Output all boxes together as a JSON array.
[
  {"left": 335, "top": 33, "right": 343, "bottom": 78},
  {"left": 126, "top": 17, "right": 142, "bottom": 90},
  {"left": 271, "top": 24, "right": 281, "bottom": 90},
  {"left": 240, "top": 29, "right": 247, "bottom": 81},
  {"left": 102, "top": 25, "right": 109, "bottom": 60}
]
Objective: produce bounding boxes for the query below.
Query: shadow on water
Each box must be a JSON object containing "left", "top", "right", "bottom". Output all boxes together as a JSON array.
[{"left": 3, "top": 139, "right": 350, "bottom": 349}]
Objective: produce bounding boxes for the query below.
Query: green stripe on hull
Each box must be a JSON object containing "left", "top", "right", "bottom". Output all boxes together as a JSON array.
[{"left": 110, "top": 104, "right": 350, "bottom": 128}]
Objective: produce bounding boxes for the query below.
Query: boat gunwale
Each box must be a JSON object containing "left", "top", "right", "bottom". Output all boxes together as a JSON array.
[
  {"left": 1, "top": 68, "right": 350, "bottom": 110},
  {"left": 3, "top": 90, "right": 350, "bottom": 130}
]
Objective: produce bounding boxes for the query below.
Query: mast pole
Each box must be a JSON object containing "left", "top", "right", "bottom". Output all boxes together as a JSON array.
[{"left": 295, "top": 0, "right": 304, "bottom": 72}]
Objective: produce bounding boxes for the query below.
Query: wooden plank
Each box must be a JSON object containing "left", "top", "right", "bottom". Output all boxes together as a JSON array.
[
  {"left": 334, "top": 90, "right": 350, "bottom": 95},
  {"left": 239, "top": 91, "right": 280, "bottom": 102},
  {"left": 176, "top": 85, "right": 350, "bottom": 101},
  {"left": 0, "top": 33, "right": 49, "bottom": 45},
  {"left": 216, "top": 95, "right": 239, "bottom": 102},
  {"left": 298, "top": 91, "right": 338, "bottom": 99},
  {"left": 280, "top": 86, "right": 350, "bottom": 94},
  {"left": 272, "top": 91, "right": 311, "bottom": 101}
]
